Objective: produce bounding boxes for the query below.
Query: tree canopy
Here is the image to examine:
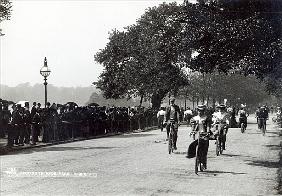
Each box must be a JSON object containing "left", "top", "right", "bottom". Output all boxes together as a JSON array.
[
  {"left": 0, "top": 0, "right": 12, "bottom": 22},
  {"left": 94, "top": 0, "right": 282, "bottom": 108},
  {"left": 95, "top": 3, "right": 189, "bottom": 109}
]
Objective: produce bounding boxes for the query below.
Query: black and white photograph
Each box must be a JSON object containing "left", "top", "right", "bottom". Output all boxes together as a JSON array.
[{"left": 0, "top": 0, "right": 281, "bottom": 195}]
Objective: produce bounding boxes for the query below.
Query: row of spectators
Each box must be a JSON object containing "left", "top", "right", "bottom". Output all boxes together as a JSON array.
[{"left": 0, "top": 100, "right": 159, "bottom": 147}]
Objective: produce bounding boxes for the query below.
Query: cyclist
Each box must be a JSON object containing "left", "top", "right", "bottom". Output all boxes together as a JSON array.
[
  {"left": 164, "top": 97, "right": 180, "bottom": 150},
  {"left": 184, "top": 107, "right": 193, "bottom": 126},
  {"left": 277, "top": 106, "right": 281, "bottom": 116},
  {"left": 256, "top": 106, "right": 268, "bottom": 130},
  {"left": 187, "top": 105, "right": 212, "bottom": 169},
  {"left": 255, "top": 106, "right": 260, "bottom": 128},
  {"left": 212, "top": 104, "right": 230, "bottom": 150},
  {"left": 238, "top": 104, "right": 248, "bottom": 128},
  {"left": 276, "top": 106, "right": 282, "bottom": 125},
  {"left": 157, "top": 107, "right": 166, "bottom": 132}
]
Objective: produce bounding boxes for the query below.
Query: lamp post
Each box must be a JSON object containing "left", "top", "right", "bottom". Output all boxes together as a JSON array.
[{"left": 40, "top": 57, "right": 51, "bottom": 108}]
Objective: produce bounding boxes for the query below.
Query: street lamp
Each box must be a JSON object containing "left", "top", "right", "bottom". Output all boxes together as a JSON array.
[{"left": 40, "top": 57, "right": 51, "bottom": 108}]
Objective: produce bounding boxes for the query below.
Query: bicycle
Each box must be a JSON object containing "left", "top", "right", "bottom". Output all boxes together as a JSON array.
[
  {"left": 212, "top": 122, "right": 224, "bottom": 156},
  {"left": 167, "top": 120, "right": 176, "bottom": 154},
  {"left": 258, "top": 118, "right": 266, "bottom": 136},
  {"left": 195, "top": 131, "right": 210, "bottom": 174},
  {"left": 239, "top": 117, "right": 246, "bottom": 133}
]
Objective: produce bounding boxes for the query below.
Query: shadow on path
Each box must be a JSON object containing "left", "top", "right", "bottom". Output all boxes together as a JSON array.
[
  {"left": 5, "top": 146, "right": 119, "bottom": 155},
  {"left": 202, "top": 170, "right": 247, "bottom": 176},
  {"left": 114, "top": 133, "right": 157, "bottom": 138},
  {"left": 264, "top": 144, "right": 281, "bottom": 151},
  {"left": 245, "top": 132, "right": 262, "bottom": 135},
  {"left": 221, "top": 153, "right": 253, "bottom": 159},
  {"left": 246, "top": 159, "right": 280, "bottom": 169}
]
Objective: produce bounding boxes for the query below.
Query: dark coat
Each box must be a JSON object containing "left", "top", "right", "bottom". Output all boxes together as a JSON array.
[{"left": 165, "top": 104, "right": 180, "bottom": 122}]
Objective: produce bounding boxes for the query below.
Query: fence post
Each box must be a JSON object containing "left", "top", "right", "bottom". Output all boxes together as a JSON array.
[
  {"left": 138, "top": 117, "right": 141, "bottom": 131},
  {"left": 129, "top": 118, "right": 132, "bottom": 132},
  {"left": 71, "top": 123, "right": 74, "bottom": 141}
]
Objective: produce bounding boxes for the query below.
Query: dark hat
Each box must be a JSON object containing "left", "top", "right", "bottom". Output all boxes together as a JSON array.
[
  {"left": 197, "top": 104, "right": 206, "bottom": 110},
  {"left": 217, "top": 104, "right": 226, "bottom": 108}
]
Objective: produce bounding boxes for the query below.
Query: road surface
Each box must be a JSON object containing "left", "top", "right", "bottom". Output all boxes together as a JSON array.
[{"left": 0, "top": 115, "right": 281, "bottom": 195}]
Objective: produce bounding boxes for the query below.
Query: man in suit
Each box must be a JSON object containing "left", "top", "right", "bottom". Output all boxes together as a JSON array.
[{"left": 164, "top": 97, "right": 180, "bottom": 150}]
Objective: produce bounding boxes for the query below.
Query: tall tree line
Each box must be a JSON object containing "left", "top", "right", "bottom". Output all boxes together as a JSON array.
[{"left": 94, "top": 0, "right": 282, "bottom": 109}]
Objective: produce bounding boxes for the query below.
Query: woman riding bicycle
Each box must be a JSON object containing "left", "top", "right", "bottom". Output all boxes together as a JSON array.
[
  {"left": 187, "top": 105, "right": 212, "bottom": 170},
  {"left": 212, "top": 104, "right": 230, "bottom": 150},
  {"left": 238, "top": 104, "right": 248, "bottom": 129}
]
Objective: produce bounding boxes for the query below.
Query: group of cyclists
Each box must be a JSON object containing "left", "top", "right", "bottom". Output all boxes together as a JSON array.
[{"left": 160, "top": 97, "right": 275, "bottom": 173}]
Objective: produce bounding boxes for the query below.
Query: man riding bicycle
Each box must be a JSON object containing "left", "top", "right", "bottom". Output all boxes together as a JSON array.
[
  {"left": 164, "top": 97, "right": 180, "bottom": 150},
  {"left": 256, "top": 106, "right": 269, "bottom": 130},
  {"left": 187, "top": 105, "right": 212, "bottom": 170},
  {"left": 238, "top": 104, "right": 248, "bottom": 128}
]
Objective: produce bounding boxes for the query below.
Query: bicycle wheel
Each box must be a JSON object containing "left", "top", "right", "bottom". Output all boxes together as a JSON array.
[
  {"left": 216, "top": 136, "right": 220, "bottom": 156},
  {"left": 262, "top": 122, "right": 266, "bottom": 136},
  {"left": 200, "top": 163, "right": 204, "bottom": 171},
  {"left": 195, "top": 145, "right": 199, "bottom": 174},
  {"left": 168, "top": 133, "right": 172, "bottom": 154},
  {"left": 217, "top": 132, "right": 223, "bottom": 154},
  {"left": 168, "top": 131, "right": 174, "bottom": 154},
  {"left": 241, "top": 123, "right": 245, "bottom": 133}
]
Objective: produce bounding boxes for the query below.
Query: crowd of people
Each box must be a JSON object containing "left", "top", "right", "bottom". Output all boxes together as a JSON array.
[
  {"left": 0, "top": 100, "right": 159, "bottom": 147},
  {"left": 0, "top": 97, "right": 279, "bottom": 153}
]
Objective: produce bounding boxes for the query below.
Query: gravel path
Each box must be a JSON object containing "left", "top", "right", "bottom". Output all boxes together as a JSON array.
[{"left": 0, "top": 115, "right": 281, "bottom": 195}]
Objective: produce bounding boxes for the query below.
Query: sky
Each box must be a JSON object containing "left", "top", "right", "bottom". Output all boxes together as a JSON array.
[{"left": 0, "top": 0, "right": 186, "bottom": 88}]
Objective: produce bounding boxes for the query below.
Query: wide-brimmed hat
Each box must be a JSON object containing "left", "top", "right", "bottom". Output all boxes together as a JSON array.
[
  {"left": 197, "top": 104, "right": 206, "bottom": 110},
  {"left": 217, "top": 104, "right": 226, "bottom": 108}
]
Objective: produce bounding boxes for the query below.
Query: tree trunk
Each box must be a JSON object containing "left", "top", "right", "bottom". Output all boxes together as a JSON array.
[
  {"left": 139, "top": 94, "right": 143, "bottom": 107},
  {"left": 212, "top": 97, "right": 216, "bottom": 108},
  {"left": 192, "top": 96, "right": 195, "bottom": 110},
  {"left": 151, "top": 92, "right": 166, "bottom": 110}
]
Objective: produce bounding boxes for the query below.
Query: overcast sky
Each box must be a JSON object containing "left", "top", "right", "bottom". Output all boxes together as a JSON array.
[{"left": 0, "top": 0, "right": 185, "bottom": 88}]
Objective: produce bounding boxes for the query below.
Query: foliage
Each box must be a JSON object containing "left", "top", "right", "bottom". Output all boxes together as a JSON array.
[
  {"left": 179, "top": 71, "right": 270, "bottom": 107},
  {"left": 181, "top": 0, "right": 282, "bottom": 79},
  {"left": 0, "top": 0, "right": 12, "bottom": 22},
  {"left": 95, "top": 0, "right": 282, "bottom": 107},
  {"left": 95, "top": 3, "right": 189, "bottom": 109}
]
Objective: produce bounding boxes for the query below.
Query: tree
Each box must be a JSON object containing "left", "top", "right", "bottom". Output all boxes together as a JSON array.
[
  {"left": 95, "top": 3, "right": 189, "bottom": 109},
  {"left": 179, "top": 71, "right": 270, "bottom": 108},
  {"left": 95, "top": 0, "right": 282, "bottom": 108},
  {"left": 0, "top": 0, "right": 12, "bottom": 35},
  {"left": 0, "top": 0, "right": 12, "bottom": 22},
  {"left": 180, "top": 0, "right": 282, "bottom": 78}
]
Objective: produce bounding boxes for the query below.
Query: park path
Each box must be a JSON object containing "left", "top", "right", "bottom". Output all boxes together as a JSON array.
[{"left": 0, "top": 115, "right": 281, "bottom": 195}]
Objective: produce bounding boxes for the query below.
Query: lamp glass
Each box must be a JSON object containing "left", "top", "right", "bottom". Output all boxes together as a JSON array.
[{"left": 40, "top": 66, "right": 51, "bottom": 77}]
